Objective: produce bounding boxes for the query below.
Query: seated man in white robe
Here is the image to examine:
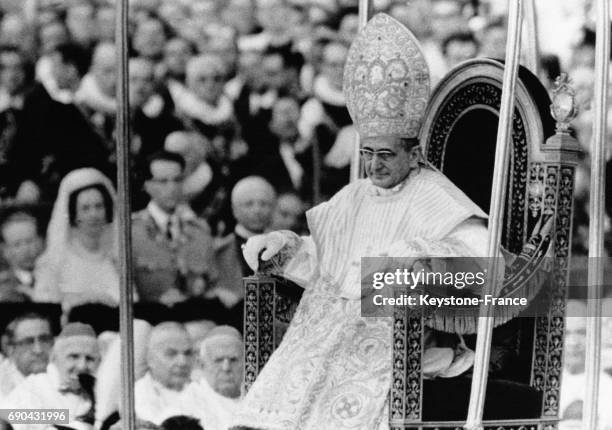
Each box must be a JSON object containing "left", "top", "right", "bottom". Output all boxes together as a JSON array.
[
  {"left": 186, "top": 325, "right": 243, "bottom": 430},
  {"left": 1, "top": 323, "right": 100, "bottom": 430},
  {"left": 134, "top": 322, "right": 196, "bottom": 425},
  {"left": 0, "top": 312, "right": 53, "bottom": 402},
  {"left": 231, "top": 13, "right": 492, "bottom": 430}
]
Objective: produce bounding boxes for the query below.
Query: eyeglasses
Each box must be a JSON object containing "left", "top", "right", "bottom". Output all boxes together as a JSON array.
[
  {"left": 12, "top": 334, "right": 54, "bottom": 348},
  {"left": 359, "top": 148, "right": 397, "bottom": 162}
]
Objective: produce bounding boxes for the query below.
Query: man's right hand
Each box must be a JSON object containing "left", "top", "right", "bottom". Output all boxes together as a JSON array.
[{"left": 242, "top": 232, "right": 288, "bottom": 272}]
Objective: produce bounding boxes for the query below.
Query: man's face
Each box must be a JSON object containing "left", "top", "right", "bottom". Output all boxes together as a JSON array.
[
  {"left": 271, "top": 194, "right": 303, "bottom": 231},
  {"left": 53, "top": 336, "right": 100, "bottom": 389},
  {"left": 564, "top": 316, "right": 586, "bottom": 374},
  {"left": 50, "top": 52, "right": 78, "bottom": 90},
  {"left": 221, "top": 0, "right": 256, "bottom": 35},
  {"left": 233, "top": 187, "right": 275, "bottom": 233},
  {"left": 361, "top": 136, "right": 415, "bottom": 189},
  {"left": 1, "top": 220, "right": 42, "bottom": 271},
  {"left": 8, "top": 319, "right": 53, "bottom": 376},
  {"left": 187, "top": 61, "right": 226, "bottom": 105},
  {"left": 92, "top": 50, "right": 116, "bottom": 97},
  {"left": 133, "top": 19, "right": 166, "bottom": 60},
  {"left": 66, "top": 4, "right": 95, "bottom": 45},
  {"left": 259, "top": 54, "right": 285, "bottom": 91},
  {"left": 321, "top": 44, "right": 347, "bottom": 90},
  {"left": 201, "top": 336, "right": 243, "bottom": 398},
  {"left": 148, "top": 331, "right": 194, "bottom": 390},
  {"left": 270, "top": 98, "right": 300, "bottom": 141},
  {"left": 0, "top": 51, "right": 26, "bottom": 95},
  {"left": 39, "top": 22, "right": 68, "bottom": 55},
  {"left": 145, "top": 160, "right": 184, "bottom": 213},
  {"left": 164, "top": 38, "right": 191, "bottom": 77},
  {"left": 96, "top": 7, "right": 115, "bottom": 42},
  {"left": 129, "top": 60, "right": 154, "bottom": 108}
]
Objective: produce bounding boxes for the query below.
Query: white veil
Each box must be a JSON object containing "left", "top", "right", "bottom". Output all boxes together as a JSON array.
[
  {"left": 45, "top": 168, "right": 118, "bottom": 259},
  {"left": 34, "top": 168, "right": 118, "bottom": 303}
]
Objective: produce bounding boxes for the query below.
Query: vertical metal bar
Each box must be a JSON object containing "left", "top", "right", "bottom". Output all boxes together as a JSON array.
[
  {"left": 583, "top": 0, "right": 610, "bottom": 427},
  {"left": 349, "top": 0, "right": 372, "bottom": 182},
  {"left": 522, "top": 0, "right": 540, "bottom": 76},
  {"left": 464, "top": 1, "right": 523, "bottom": 428},
  {"left": 115, "top": 0, "right": 135, "bottom": 429}
]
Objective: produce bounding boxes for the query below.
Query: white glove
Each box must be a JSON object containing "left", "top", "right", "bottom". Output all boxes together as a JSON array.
[{"left": 242, "top": 232, "right": 289, "bottom": 272}]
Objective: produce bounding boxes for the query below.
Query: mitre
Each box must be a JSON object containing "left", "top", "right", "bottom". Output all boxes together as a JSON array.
[{"left": 343, "top": 13, "right": 430, "bottom": 139}]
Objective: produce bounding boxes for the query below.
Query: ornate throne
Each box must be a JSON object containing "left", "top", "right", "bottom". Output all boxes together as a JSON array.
[{"left": 243, "top": 59, "right": 581, "bottom": 429}]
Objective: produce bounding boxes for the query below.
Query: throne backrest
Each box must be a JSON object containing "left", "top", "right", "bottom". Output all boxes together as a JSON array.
[
  {"left": 419, "top": 59, "right": 556, "bottom": 254},
  {"left": 390, "top": 59, "right": 581, "bottom": 423}
]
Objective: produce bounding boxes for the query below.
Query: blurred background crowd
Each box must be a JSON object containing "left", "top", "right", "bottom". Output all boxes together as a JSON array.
[{"left": 0, "top": 0, "right": 611, "bottom": 428}]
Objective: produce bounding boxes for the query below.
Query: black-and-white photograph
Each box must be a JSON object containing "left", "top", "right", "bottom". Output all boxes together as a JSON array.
[{"left": 0, "top": 0, "right": 611, "bottom": 429}]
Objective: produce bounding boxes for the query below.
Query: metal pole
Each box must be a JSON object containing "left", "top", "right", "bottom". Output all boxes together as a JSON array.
[
  {"left": 583, "top": 0, "right": 610, "bottom": 427},
  {"left": 522, "top": 0, "right": 540, "bottom": 76},
  {"left": 464, "top": 1, "right": 523, "bottom": 428},
  {"left": 349, "top": 0, "right": 372, "bottom": 182},
  {"left": 115, "top": 0, "right": 135, "bottom": 429}
]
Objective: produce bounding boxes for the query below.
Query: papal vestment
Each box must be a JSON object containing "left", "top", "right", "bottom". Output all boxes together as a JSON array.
[{"left": 232, "top": 168, "right": 488, "bottom": 430}]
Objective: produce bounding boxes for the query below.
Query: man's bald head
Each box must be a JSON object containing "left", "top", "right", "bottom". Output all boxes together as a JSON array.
[
  {"left": 147, "top": 322, "right": 194, "bottom": 390},
  {"left": 231, "top": 176, "right": 276, "bottom": 234},
  {"left": 52, "top": 323, "right": 100, "bottom": 389},
  {"left": 199, "top": 326, "right": 243, "bottom": 398}
]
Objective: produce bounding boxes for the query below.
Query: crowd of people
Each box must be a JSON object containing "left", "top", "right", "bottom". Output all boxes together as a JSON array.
[{"left": 0, "top": 0, "right": 610, "bottom": 428}]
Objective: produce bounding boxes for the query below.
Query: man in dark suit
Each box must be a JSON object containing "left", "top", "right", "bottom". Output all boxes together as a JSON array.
[
  {"left": 132, "top": 151, "right": 216, "bottom": 305},
  {"left": 0, "top": 211, "right": 43, "bottom": 302},
  {"left": 213, "top": 176, "right": 276, "bottom": 329},
  {"left": 11, "top": 42, "right": 108, "bottom": 203}
]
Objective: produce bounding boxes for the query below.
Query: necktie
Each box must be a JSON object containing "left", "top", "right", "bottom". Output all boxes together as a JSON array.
[{"left": 166, "top": 218, "right": 173, "bottom": 241}]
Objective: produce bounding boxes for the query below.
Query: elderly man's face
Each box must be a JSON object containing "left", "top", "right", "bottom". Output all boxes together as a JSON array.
[
  {"left": 8, "top": 318, "right": 53, "bottom": 376},
  {"left": 201, "top": 336, "right": 243, "bottom": 398},
  {"left": 233, "top": 186, "right": 275, "bottom": 233},
  {"left": 148, "top": 331, "right": 194, "bottom": 390},
  {"left": 188, "top": 61, "right": 226, "bottom": 105},
  {"left": 133, "top": 19, "right": 166, "bottom": 60},
  {"left": 53, "top": 336, "right": 100, "bottom": 389},
  {"left": 1, "top": 219, "right": 43, "bottom": 271},
  {"left": 361, "top": 136, "right": 416, "bottom": 189}
]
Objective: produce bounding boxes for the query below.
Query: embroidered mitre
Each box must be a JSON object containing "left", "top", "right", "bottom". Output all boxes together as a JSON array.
[{"left": 343, "top": 13, "right": 430, "bottom": 139}]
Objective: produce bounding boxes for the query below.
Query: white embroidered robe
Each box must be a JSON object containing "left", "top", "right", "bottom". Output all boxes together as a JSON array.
[{"left": 232, "top": 169, "right": 488, "bottom": 430}]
